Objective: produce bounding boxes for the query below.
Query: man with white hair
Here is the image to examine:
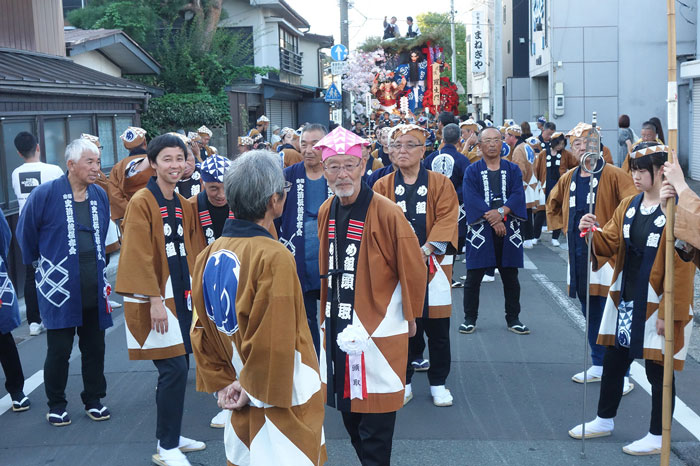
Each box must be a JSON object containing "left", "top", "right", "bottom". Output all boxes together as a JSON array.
[
  {"left": 17, "top": 139, "right": 112, "bottom": 427},
  {"left": 316, "top": 126, "right": 426, "bottom": 465}
]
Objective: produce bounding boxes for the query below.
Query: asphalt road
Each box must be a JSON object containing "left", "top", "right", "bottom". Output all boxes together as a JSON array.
[{"left": 1, "top": 234, "right": 699, "bottom": 466}]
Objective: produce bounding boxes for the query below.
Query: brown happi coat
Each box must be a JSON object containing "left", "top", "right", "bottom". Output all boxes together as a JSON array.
[
  {"left": 318, "top": 193, "right": 427, "bottom": 413},
  {"left": 373, "top": 170, "right": 458, "bottom": 318},
  {"left": 546, "top": 164, "right": 638, "bottom": 297},
  {"left": 593, "top": 195, "right": 695, "bottom": 370},
  {"left": 191, "top": 231, "right": 326, "bottom": 466},
  {"left": 674, "top": 189, "right": 700, "bottom": 265},
  {"left": 115, "top": 188, "right": 198, "bottom": 360},
  {"left": 107, "top": 155, "right": 154, "bottom": 220}
]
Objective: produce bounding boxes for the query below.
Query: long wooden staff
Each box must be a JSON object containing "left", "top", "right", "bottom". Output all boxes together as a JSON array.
[{"left": 661, "top": 0, "right": 677, "bottom": 464}]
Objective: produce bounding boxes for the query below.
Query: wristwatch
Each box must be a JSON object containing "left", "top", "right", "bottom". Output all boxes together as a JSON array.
[
  {"left": 421, "top": 245, "right": 432, "bottom": 256},
  {"left": 497, "top": 207, "right": 505, "bottom": 218}
]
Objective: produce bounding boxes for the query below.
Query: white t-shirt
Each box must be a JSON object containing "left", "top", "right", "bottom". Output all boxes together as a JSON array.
[{"left": 12, "top": 162, "right": 64, "bottom": 213}]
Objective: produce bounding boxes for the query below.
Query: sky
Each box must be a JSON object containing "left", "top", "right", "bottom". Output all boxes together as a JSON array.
[{"left": 286, "top": 0, "right": 480, "bottom": 49}]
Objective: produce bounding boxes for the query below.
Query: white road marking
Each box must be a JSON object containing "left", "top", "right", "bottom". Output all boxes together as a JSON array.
[
  {"left": 533, "top": 272, "right": 700, "bottom": 441},
  {"left": 0, "top": 314, "right": 125, "bottom": 417},
  {"left": 523, "top": 253, "right": 538, "bottom": 270}
]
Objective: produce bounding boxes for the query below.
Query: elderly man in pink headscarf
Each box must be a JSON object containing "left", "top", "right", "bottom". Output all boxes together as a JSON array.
[{"left": 315, "top": 126, "right": 427, "bottom": 466}]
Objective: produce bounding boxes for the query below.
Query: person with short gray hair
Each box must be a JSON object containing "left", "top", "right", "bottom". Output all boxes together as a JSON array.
[
  {"left": 191, "top": 149, "right": 326, "bottom": 465},
  {"left": 17, "top": 138, "right": 113, "bottom": 427},
  {"left": 277, "top": 123, "right": 332, "bottom": 355}
]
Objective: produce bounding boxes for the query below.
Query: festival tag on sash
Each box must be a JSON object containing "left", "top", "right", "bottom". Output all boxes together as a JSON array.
[
  {"left": 428, "top": 254, "right": 438, "bottom": 274},
  {"left": 104, "top": 284, "right": 113, "bottom": 314},
  {"left": 185, "top": 290, "right": 192, "bottom": 312},
  {"left": 337, "top": 324, "right": 370, "bottom": 400}
]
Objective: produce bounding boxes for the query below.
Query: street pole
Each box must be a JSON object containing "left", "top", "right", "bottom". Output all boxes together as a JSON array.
[
  {"left": 661, "top": 0, "right": 677, "bottom": 464},
  {"left": 450, "top": 0, "right": 457, "bottom": 84},
  {"left": 340, "top": 0, "right": 351, "bottom": 129},
  {"left": 493, "top": 0, "right": 503, "bottom": 124}
]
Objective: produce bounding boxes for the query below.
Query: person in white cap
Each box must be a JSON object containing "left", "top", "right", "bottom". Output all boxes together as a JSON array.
[{"left": 108, "top": 126, "right": 152, "bottom": 221}]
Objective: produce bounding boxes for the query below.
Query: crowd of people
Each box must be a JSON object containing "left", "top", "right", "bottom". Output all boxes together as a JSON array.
[{"left": 0, "top": 109, "right": 698, "bottom": 466}]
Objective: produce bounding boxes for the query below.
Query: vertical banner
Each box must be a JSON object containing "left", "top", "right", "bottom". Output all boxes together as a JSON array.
[
  {"left": 471, "top": 10, "right": 486, "bottom": 75},
  {"left": 432, "top": 63, "right": 441, "bottom": 109}
]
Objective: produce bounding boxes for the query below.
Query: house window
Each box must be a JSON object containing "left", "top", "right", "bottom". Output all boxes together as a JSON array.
[
  {"left": 98, "top": 117, "right": 117, "bottom": 167},
  {"left": 68, "top": 117, "right": 92, "bottom": 142},
  {"left": 279, "top": 27, "right": 298, "bottom": 54},
  {"left": 44, "top": 119, "right": 68, "bottom": 169}
]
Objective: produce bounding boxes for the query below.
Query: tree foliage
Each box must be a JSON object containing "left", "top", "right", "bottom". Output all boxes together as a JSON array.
[
  {"left": 417, "top": 12, "right": 467, "bottom": 96},
  {"left": 140, "top": 93, "right": 231, "bottom": 137}
]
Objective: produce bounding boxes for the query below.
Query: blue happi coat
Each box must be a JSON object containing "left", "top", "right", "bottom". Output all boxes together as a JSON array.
[
  {"left": 463, "top": 158, "right": 527, "bottom": 269},
  {"left": 277, "top": 162, "right": 332, "bottom": 292},
  {"left": 0, "top": 208, "right": 20, "bottom": 334},
  {"left": 16, "top": 176, "right": 112, "bottom": 330}
]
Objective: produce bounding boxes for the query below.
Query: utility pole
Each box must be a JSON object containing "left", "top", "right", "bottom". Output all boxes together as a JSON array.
[
  {"left": 340, "top": 0, "right": 351, "bottom": 129},
  {"left": 493, "top": 0, "right": 503, "bottom": 124},
  {"left": 450, "top": 0, "right": 457, "bottom": 84}
]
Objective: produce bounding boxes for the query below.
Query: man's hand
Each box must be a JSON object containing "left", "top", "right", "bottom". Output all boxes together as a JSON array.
[
  {"left": 483, "top": 209, "right": 503, "bottom": 226},
  {"left": 149, "top": 297, "right": 168, "bottom": 334},
  {"left": 662, "top": 160, "right": 689, "bottom": 196},
  {"left": 656, "top": 318, "right": 665, "bottom": 336},
  {"left": 579, "top": 213, "right": 597, "bottom": 232},
  {"left": 218, "top": 381, "right": 250, "bottom": 411},
  {"left": 493, "top": 221, "right": 506, "bottom": 237},
  {"left": 408, "top": 320, "right": 417, "bottom": 337}
]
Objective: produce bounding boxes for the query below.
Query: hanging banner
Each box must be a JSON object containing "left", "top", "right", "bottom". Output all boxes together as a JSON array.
[
  {"left": 471, "top": 10, "right": 487, "bottom": 75},
  {"left": 432, "top": 63, "right": 441, "bottom": 109}
]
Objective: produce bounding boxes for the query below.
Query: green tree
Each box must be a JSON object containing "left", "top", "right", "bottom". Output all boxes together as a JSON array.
[{"left": 417, "top": 12, "right": 467, "bottom": 99}]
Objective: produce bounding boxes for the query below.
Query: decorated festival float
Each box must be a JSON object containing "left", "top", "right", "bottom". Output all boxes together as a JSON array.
[{"left": 341, "top": 34, "right": 460, "bottom": 127}]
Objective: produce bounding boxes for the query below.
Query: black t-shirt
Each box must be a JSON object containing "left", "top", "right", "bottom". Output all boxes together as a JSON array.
[
  {"left": 74, "top": 200, "right": 98, "bottom": 310},
  {"left": 208, "top": 200, "right": 229, "bottom": 240},
  {"left": 622, "top": 206, "right": 657, "bottom": 301},
  {"left": 487, "top": 169, "right": 503, "bottom": 209}
]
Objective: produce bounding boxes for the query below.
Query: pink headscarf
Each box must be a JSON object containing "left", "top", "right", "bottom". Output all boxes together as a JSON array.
[{"left": 314, "top": 126, "right": 369, "bottom": 161}]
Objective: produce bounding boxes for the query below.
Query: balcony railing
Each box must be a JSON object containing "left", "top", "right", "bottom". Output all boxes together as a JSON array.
[{"left": 279, "top": 47, "right": 303, "bottom": 76}]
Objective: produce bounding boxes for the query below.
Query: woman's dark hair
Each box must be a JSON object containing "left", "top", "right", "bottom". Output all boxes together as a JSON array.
[
  {"left": 648, "top": 117, "right": 665, "bottom": 143},
  {"left": 629, "top": 141, "right": 667, "bottom": 183},
  {"left": 551, "top": 134, "right": 567, "bottom": 150},
  {"left": 520, "top": 121, "right": 532, "bottom": 138},
  {"left": 147, "top": 134, "right": 188, "bottom": 164},
  {"left": 618, "top": 114, "right": 630, "bottom": 128}
]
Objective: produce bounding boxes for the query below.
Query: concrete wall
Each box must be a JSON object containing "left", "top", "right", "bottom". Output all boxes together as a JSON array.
[
  {"left": 507, "top": 77, "right": 531, "bottom": 122},
  {"left": 221, "top": 0, "right": 280, "bottom": 69},
  {"left": 71, "top": 51, "right": 122, "bottom": 77},
  {"left": 298, "top": 38, "right": 320, "bottom": 88}
]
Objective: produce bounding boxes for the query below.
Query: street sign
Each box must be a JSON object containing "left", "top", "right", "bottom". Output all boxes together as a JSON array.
[
  {"left": 330, "top": 44, "right": 348, "bottom": 61},
  {"left": 324, "top": 83, "right": 342, "bottom": 103},
  {"left": 330, "top": 61, "right": 347, "bottom": 76}
]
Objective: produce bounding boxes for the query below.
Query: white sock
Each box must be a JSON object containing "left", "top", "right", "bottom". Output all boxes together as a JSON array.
[
  {"left": 626, "top": 432, "right": 662, "bottom": 452},
  {"left": 430, "top": 385, "right": 447, "bottom": 397},
  {"left": 404, "top": 384, "right": 412, "bottom": 397},
  {"left": 588, "top": 365, "right": 603, "bottom": 378},
  {"left": 573, "top": 416, "right": 614, "bottom": 435}
]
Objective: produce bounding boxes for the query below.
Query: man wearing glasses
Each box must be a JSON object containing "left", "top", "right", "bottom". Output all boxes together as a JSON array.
[
  {"left": 316, "top": 126, "right": 426, "bottom": 466},
  {"left": 461, "top": 127, "right": 529, "bottom": 335},
  {"left": 374, "top": 124, "right": 459, "bottom": 408},
  {"left": 277, "top": 123, "right": 332, "bottom": 355}
]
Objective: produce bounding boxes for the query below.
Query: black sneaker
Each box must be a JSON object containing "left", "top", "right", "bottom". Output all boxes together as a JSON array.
[
  {"left": 458, "top": 320, "right": 476, "bottom": 334},
  {"left": 47, "top": 409, "right": 71, "bottom": 426},
  {"left": 11, "top": 392, "right": 30, "bottom": 412},
  {"left": 85, "top": 403, "right": 111, "bottom": 421},
  {"left": 507, "top": 320, "right": 530, "bottom": 335}
]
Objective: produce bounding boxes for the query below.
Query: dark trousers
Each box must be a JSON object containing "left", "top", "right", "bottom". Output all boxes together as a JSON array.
[
  {"left": 304, "top": 289, "right": 321, "bottom": 356},
  {"left": 24, "top": 265, "right": 41, "bottom": 325},
  {"left": 522, "top": 208, "right": 534, "bottom": 241},
  {"left": 533, "top": 210, "right": 561, "bottom": 240},
  {"left": 597, "top": 346, "right": 675, "bottom": 435},
  {"left": 411, "top": 320, "right": 426, "bottom": 359},
  {"left": 0, "top": 331, "right": 25, "bottom": 397},
  {"left": 153, "top": 355, "right": 189, "bottom": 449},
  {"left": 44, "top": 306, "right": 106, "bottom": 410},
  {"left": 574, "top": 253, "right": 606, "bottom": 366},
  {"left": 341, "top": 411, "right": 396, "bottom": 466},
  {"left": 406, "top": 317, "right": 451, "bottom": 386}
]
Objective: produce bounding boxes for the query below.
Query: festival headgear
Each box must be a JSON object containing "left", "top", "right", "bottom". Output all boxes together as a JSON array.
[
  {"left": 256, "top": 115, "right": 270, "bottom": 123},
  {"left": 566, "top": 122, "right": 600, "bottom": 142},
  {"left": 120, "top": 126, "right": 147, "bottom": 150},
  {"left": 483, "top": 119, "right": 494, "bottom": 127},
  {"left": 279, "top": 127, "right": 294, "bottom": 138},
  {"left": 197, "top": 125, "right": 213, "bottom": 137},
  {"left": 390, "top": 124, "right": 430, "bottom": 145},
  {"left": 187, "top": 131, "right": 201, "bottom": 143},
  {"left": 200, "top": 154, "right": 231, "bottom": 183},
  {"left": 505, "top": 125, "right": 522, "bottom": 137},
  {"left": 80, "top": 133, "right": 100, "bottom": 147},
  {"left": 167, "top": 132, "right": 190, "bottom": 145},
  {"left": 459, "top": 119, "right": 479, "bottom": 131},
  {"left": 314, "top": 126, "right": 369, "bottom": 161},
  {"left": 418, "top": 116, "right": 428, "bottom": 125},
  {"left": 525, "top": 136, "right": 540, "bottom": 147},
  {"left": 504, "top": 119, "right": 516, "bottom": 127},
  {"left": 629, "top": 144, "right": 669, "bottom": 159},
  {"left": 537, "top": 116, "right": 547, "bottom": 125},
  {"left": 247, "top": 129, "right": 264, "bottom": 144},
  {"left": 498, "top": 126, "right": 506, "bottom": 135},
  {"left": 238, "top": 136, "right": 254, "bottom": 146}
]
